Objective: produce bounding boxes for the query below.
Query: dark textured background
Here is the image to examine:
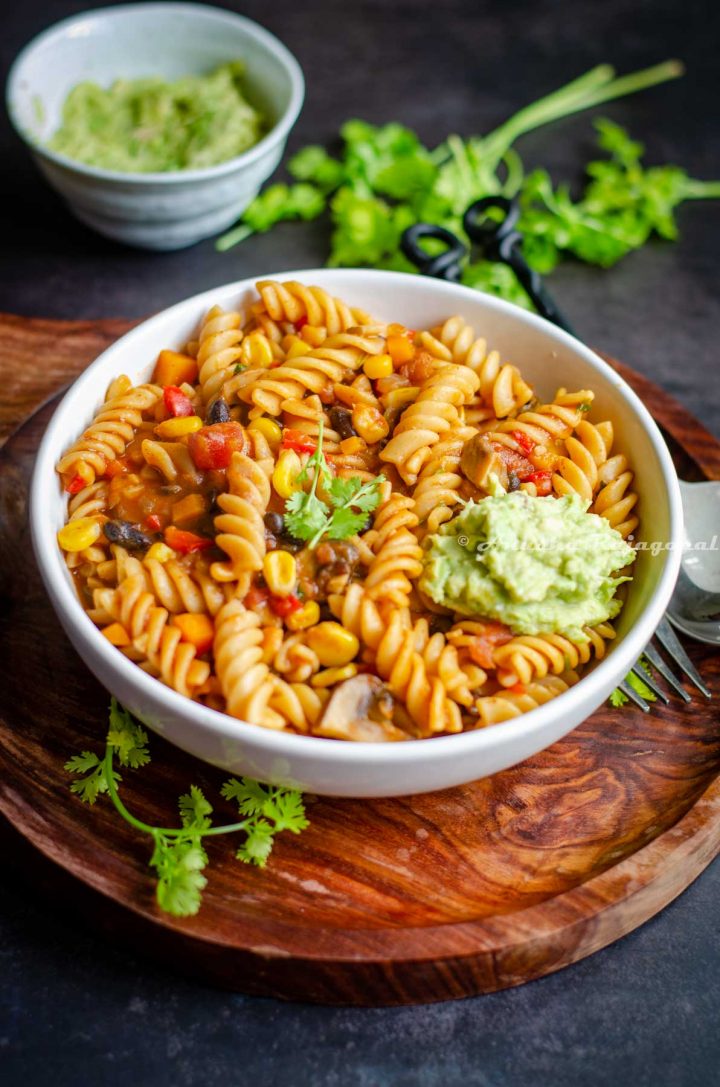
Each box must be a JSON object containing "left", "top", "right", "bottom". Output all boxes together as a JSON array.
[{"left": 1, "top": 1, "right": 719, "bottom": 1083}]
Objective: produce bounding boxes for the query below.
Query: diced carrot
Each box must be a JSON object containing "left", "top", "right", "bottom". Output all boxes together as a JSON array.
[
  {"left": 153, "top": 350, "right": 198, "bottom": 387},
  {"left": 387, "top": 333, "right": 415, "bottom": 364},
  {"left": 101, "top": 622, "right": 131, "bottom": 647},
  {"left": 172, "top": 613, "right": 214, "bottom": 655},
  {"left": 171, "top": 493, "right": 207, "bottom": 527}
]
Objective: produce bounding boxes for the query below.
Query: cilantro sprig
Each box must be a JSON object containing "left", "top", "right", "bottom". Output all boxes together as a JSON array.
[
  {"left": 66, "top": 699, "right": 308, "bottom": 917},
  {"left": 215, "top": 61, "right": 720, "bottom": 312},
  {"left": 283, "top": 420, "right": 384, "bottom": 548}
]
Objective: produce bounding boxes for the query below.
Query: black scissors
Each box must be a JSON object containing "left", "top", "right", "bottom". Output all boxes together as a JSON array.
[{"left": 401, "top": 195, "right": 578, "bottom": 338}]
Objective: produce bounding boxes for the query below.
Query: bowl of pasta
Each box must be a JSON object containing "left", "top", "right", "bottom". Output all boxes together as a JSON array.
[{"left": 30, "top": 270, "right": 682, "bottom": 797}]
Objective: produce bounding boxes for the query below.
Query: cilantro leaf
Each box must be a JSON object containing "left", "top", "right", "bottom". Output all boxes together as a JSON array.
[
  {"left": 326, "top": 507, "right": 374, "bottom": 539},
  {"left": 609, "top": 657, "right": 658, "bottom": 707},
  {"left": 236, "top": 820, "right": 275, "bottom": 866},
  {"left": 178, "top": 785, "right": 213, "bottom": 831},
  {"left": 107, "top": 697, "right": 151, "bottom": 769},
  {"left": 283, "top": 488, "right": 329, "bottom": 542},
  {"left": 152, "top": 834, "right": 208, "bottom": 917},
  {"left": 65, "top": 751, "right": 119, "bottom": 804}
]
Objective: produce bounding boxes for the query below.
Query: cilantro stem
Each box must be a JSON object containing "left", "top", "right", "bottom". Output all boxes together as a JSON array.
[
  {"left": 215, "top": 223, "right": 255, "bottom": 251},
  {"left": 682, "top": 180, "right": 720, "bottom": 199}
]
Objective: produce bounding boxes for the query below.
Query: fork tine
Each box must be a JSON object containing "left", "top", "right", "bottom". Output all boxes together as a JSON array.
[
  {"left": 643, "top": 643, "right": 692, "bottom": 703},
  {"left": 630, "top": 664, "right": 669, "bottom": 704},
  {"left": 655, "top": 617, "right": 711, "bottom": 699},
  {"left": 618, "top": 680, "right": 650, "bottom": 712}
]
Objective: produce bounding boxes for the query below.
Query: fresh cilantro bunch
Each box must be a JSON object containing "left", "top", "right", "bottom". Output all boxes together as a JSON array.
[
  {"left": 284, "top": 420, "right": 384, "bottom": 548},
  {"left": 66, "top": 699, "right": 309, "bottom": 916},
  {"left": 215, "top": 60, "right": 720, "bottom": 311}
]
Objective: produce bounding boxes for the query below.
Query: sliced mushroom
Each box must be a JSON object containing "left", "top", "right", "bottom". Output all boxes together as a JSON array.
[
  {"left": 314, "top": 674, "right": 408, "bottom": 742},
  {"left": 460, "top": 434, "right": 508, "bottom": 491}
]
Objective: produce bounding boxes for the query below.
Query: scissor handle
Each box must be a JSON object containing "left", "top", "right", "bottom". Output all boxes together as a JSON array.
[{"left": 400, "top": 223, "right": 465, "bottom": 282}]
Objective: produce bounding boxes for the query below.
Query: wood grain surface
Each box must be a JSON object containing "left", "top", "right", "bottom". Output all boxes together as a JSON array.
[{"left": 1, "top": 313, "right": 719, "bottom": 1006}]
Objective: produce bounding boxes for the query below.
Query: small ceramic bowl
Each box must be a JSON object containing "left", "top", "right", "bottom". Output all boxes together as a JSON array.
[
  {"left": 6, "top": 3, "right": 304, "bottom": 250},
  {"left": 30, "top": 270, "right": 683, "bottom": 797}
]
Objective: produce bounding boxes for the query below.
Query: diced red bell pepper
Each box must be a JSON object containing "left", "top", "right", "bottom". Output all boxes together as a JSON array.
[
  {"left": 65, "top": 474, "right": 86, "bottom": 495},
  {"left": 281, "top": 428, "right": 317, "bottom": 454},
  {"left": 163, "top": 386, "right": 194, "bottom": 418},
  {"left": 145, "top": 514, "right": 162, "bottom": 532},
  {"left": 510, "top": 429, "right": 536, "bottom": 455},
  {"left": 164, "top": 525, "right": 213, "bottom": 554},
  {"left": 519, "top": 469, "right": 552, "bottom": 496},
  {"left": 269, "top": 593, "right": 303, "bottom": 618},
  {"left": 188, "top": 422, "right": 248, "bottom": 470},
  {"left": 104, "top": 458, "right": 129, "bottom": 479}
]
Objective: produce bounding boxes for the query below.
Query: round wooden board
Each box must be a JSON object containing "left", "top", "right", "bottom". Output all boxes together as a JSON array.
[{"left": 1, "top": 314, "right": 719, "bottom": 1006}]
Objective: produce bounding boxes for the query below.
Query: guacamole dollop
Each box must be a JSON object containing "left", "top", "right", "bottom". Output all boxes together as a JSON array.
[
  {"left": 420, "top": 493, "right": 636, "bottom": 640},
  {"left": 48, "top": 61, "right": 264, "bottom": 172}
]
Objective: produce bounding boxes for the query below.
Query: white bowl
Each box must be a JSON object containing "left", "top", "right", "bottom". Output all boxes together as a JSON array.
[
  {"left": 6, "top": 3, "right": 304, "bottom": 250},
  {"left": 30, "top": 270, "right": 683, "bottom": 796}
]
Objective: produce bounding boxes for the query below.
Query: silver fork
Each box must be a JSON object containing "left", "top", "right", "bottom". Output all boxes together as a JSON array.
[{"left": 616, "top": 616, "right": 711, "bottom": 712}]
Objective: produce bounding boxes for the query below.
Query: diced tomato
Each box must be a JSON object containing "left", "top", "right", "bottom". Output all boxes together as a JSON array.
[
  {"left": 269, "top": 593, "right": 303, "bottom": 618},
  {"left": 508, "top": 683, "right": 526, "bottom": 695},
  {"left": 467, "top": 622, "right": 514, "bottom": 669},
  {"left": 510, "top": 429, "right": 536, "bottom": 455},
  {"left": 520, "top": 469, "right": 553, "bottom": 496},
  {"left": 145, "top": 514, "right": 162, "bottom": 532},
  {"left": 163, "top": 386, "right": 194, "bottom": 418},
  {"left": 244, "top": 585, "right": 270, "bottom": 609},
  {"left": 493, "top": 442, "right": 535, "bottom": 480},
  {"left": 188, "top": 422, "right": 248, "bottom": 470},
  {"left": 281, "top": 428, "right": 317, "bottom": 454},
  {"left": 65, "top": 474, "right": 86, "bottom": 495},
  {"left": 294, "top": 316, "right": 308, "bottom": 331},
  {"left": 164, "top": 525, "right": 213, "bottom": 554}
]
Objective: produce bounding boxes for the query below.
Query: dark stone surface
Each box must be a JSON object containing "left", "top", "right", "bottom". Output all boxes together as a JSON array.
[{"left": 1, "top": 0, "right": 719, "bottom": 1083}]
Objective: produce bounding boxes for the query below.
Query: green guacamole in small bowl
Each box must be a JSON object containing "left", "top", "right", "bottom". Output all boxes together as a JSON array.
[{"left": 47, "top": 61, "right": 265, "bottom": 173}]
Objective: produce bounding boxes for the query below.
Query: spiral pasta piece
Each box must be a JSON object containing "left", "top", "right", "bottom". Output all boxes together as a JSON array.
[
  {"left": 57, "top": 382, "right": 161, "bottom": 487},
  {"left": 592, "top": 454, "right": 639, "bottom": 538},
  {"left": 211, "top": 452, "right": 271, "bottom": 587},
  {"left": 413, "top": 424, "right": 478, "bottom": 533},
  {"left": 144, "top": 557, "right": 231, "bottom": 616},
  {"left": 196, "top": 305, "right": 245, "bottom": 406},
  {"left": 475, "top": 676, "right": 573, "bottom": 726},
  {"left": 213, "top": 601, "right": 282, "bottom": 727},
  {"left": 255, "top": 280, "right": 371, "bottom": 334},
  {"left": 95, "top": 575, "right": 210, "bottom": 697},
  {"left": 492, "top": 623, "right": 616, "bottom": 687},
  {"left": 364, "top": 492, "right": 424, "bottom": 608},
  {"left": 374, "top": 612, "right": 463, "bottom": 736},
  {"left": 380, "top": 363, "right": 479, "bottom": 484},
  {"left": 240, "top": 331, "right": 384, "bottom": 417}
]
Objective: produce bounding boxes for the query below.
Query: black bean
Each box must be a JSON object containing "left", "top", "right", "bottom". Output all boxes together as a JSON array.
[
  {"left": 508, "top": 471, "right": 521, "bottom": 492},
  {"left": 103, "top": 520, "right": 153, "bottom": 550},
  {"left": 207, "top": 397, "right": 230, "bottom": 424},
  {"left": 328, "top": 406, "right": 356, "bottom": 441},
  {"left": 264, "top": 511, "right": 285, "bottom": 535}
]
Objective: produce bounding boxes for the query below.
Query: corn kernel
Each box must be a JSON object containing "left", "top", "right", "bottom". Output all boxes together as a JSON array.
[
  {"left": 248, "top": 416, "right": 283, "bottom": 448},
  {"left": 339, "top": 436, "right": 366, "bottom": 455},
  {"left": 311, "top": 663, "right": 359, "bottom": 688},
  {"left": 286, "top": 338, "right": 310, "bottom": 359},
  {"left": 387, "top": 333, "right": 415, "bottom": 364},
  {"left": 272, "top": 449, "right": 303, "bottom": 499},
  {"left": 351, "top": 404, "right": 390, "bottom": 445},
  {"left": 285, "top": 600, "right": 321, "bottom": 631},
  {"left": 263, "top": 550, "right": 297, "bottom": 596},
  {"left": 154, "top": 415, "right": 203, "bottom": 439},
  {"left": 101, "top": 622, "right": 131, "bottom": 647},
  {"left": 145, "top": 542, "right": 174, "bottom": 563},
  {"left": 306, "top": 622, "right": 360, "bottom": 667},
  {"left": 363, "top": 353, "right": 394, "bottom": 379},
  {"left": 241, "top": 331, "right": 275, "bottom": 369},
  {"left": 57, "top": 516, "right": 102, "bottom": 553}
]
